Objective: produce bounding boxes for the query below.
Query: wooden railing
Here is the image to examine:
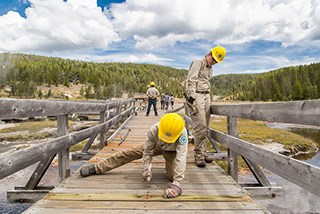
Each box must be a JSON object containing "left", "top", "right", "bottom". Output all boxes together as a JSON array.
[
  {"left": 185, "top": 100, "right": 320, "bottom": 197},
  {"left": 0, "top": 98, "right": 135, "bottom": 200}
]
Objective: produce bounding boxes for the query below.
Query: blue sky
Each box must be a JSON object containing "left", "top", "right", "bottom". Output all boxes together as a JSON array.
[{"left": 0, "top": 0, "right": 320, "bottom": 75}]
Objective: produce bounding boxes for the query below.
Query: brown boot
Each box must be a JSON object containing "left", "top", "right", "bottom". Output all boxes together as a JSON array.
[
  {"left": 205, "top": 155, "right": 214, "bottom": 163},
  {"left": 195, "top": 156, "right": 206, "bottom": 168},
  {"left": 80, "top": 164, "right": 96, "bottom": 177}
]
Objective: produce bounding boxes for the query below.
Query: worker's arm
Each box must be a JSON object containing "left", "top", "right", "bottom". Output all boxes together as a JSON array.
[
  {"left": 186, "top": 60, "right": 201, "bottom": 99},
  {"left": 172, "top": 131, "right": 188, "bottom": 187},
  {"left": 163, "top": 129, "right": 188, "bottom": 198},
  {"left": 142, "top": 129, "right": 157, "bottom": 181}
]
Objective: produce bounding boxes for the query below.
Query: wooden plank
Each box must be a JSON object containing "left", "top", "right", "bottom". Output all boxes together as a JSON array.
[
  {"left": 211, "top": 100, "right": 320, "bottom": 126},
  {"left": 32, "top": 200, "right": 263, "bottom": 210},
  {"left": 44, "top": 193, "right": 251, "bottom": 202},
  {"left": 24, "top": 208, "right": 268, "bottom": 214},
  {"left": 50, "top": 188, "right": 247, "bottom": 196}
]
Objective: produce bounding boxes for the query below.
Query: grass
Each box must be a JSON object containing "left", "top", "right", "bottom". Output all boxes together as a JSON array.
[{"left": 0, "top": 120, "right": 76, "bottom": 141}]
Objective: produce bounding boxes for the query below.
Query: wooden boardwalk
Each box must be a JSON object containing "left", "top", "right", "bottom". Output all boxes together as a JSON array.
[{"left": 24, "top": 111, "right": 269, "bottom": 213}]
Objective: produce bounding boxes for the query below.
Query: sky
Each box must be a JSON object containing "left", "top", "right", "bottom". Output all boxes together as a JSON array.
[{"left": 0, "top": 0, "right": 320, "bottom": 75}]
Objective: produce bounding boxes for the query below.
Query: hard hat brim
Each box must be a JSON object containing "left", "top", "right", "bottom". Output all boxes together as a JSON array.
[{"left": 158, "top": 132, "right": 180, "bottom": 143}]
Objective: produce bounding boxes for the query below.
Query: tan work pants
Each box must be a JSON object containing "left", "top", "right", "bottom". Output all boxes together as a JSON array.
[
  {"left": 95, "top": 144, "right": 177, "bottom": 182},
  {"left": 189, "top": 93, "right": 211, "bottom": 160}
]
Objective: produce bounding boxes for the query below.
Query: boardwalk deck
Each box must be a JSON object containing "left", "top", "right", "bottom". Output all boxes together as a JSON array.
[{"left": 24, "top": 111, "right": 269, "bottom": 213}]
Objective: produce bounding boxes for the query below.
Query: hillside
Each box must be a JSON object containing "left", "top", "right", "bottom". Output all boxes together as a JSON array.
[
  {"left": 0, "top": 53, "right": 188, "bottom": 99},
  {"left": 1, "top": 53, "right": 320, "bottom": 101},
  {"left": 211, "top": 63, "right": 320, "bottom": 101}
]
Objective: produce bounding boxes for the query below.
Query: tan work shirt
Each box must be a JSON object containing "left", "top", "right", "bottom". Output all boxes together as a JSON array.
[
  {"left": 143, "top": 123, "right": 188, "bottom": 187},
  {"left": 146, "top": 87, "right": 160, "bottom": 99},
  {"left": 186, "top": 58, "right": 213, "bottom": 99}
]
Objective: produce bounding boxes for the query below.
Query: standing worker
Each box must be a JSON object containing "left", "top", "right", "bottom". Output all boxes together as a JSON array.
[
  {"left": 146, "top": 81, "right": 160, "bottom": 116},
  {"left": 185, "top": 46, "right": 226, "bottom": 167},
  {"left": 79, "top": 113, "right": 188, "bottom": 199},
  {"left": 170, "top": 94, "right": 175, "bottom": 109}
]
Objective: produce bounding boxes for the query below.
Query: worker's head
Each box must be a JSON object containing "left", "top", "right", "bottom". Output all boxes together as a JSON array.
[
  {"left": 150, "top": 82, "right": 155, "bottom": 87},
  {"left": 158, "top": 113, "right": 185, "bottom": 143},
  {"left": 211, "top": 46, "right": 226, "bottom": 63}
]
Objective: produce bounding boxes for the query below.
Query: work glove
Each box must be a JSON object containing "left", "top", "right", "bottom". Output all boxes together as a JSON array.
[
  {"left": 187, "top": 96, "right": 195, "bottom": 105},
  {"left": 142, "top": 163, "right": 152, "bottom": 182},
  {"left": 162, "top": 184, "right": 182, "bottom": 199}
]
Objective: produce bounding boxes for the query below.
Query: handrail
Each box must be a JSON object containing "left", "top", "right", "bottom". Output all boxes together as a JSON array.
[
  {"left": 211, "top": 100, "right": 320, "bottom": 126},
  {"left": 0, "top": 98, "right": 135, "bottom": 119},
  {"left": 0, "top": 106, "right": 134, "bottom": 179},
  {"left": 207, "top": 99, "right": 320, "bottom": 197},
  {"left": 0, "top": 98, "right": 136, "bottom": 184}
]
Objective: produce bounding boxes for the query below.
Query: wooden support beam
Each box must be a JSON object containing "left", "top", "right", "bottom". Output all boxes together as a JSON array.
[
  {"left": 242, "top": 186, "right": 283, "bottom": 199},
  {"left": 71, "top": 152, "right": 97, "bottom": 160},
  {"left": 243, "top": 157, "right": 270, "bottom": 187},
  {"left": 81, "top": 132, "right": 99, "bottom": 153},
  {"left": 24, "top": 155, "right": 55, "bottom": 190},
  {"left": 57, "top": 114, "right": 70, "bottom": 181},
  {"left": 99, "top": 111, "right": 106, "bottom": 149},
  {"left": 227, "top": 116, "right": 238, "bottom": 182},
  {"left": 7, "top": 189, "right": 52, "bottom": 203}
]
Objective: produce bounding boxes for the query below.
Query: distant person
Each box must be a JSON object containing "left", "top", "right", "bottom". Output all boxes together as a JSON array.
[
  {"left": 160, "top": 93, "right": 165, "bottom": 110},
  {"left": 185, "top": 46, "right": 226, "bottom": 167},
  {"left": 146, "top": 82, "right": 160, "bottom": 116},
  {"left": 79, "top": 113, "right": 188, "bottom": 199},
  {"left": 170, "top": 94, "right": 175, "bottom": 109},
  {"left": 164, "top": 93, "right": 170, "bottom": 110}
]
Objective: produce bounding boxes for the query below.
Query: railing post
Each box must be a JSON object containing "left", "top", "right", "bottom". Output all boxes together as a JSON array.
[
  {"left": 227, "top": 116, "right": 238, "bottom": 182},
  {"left": 57, "top": 114, "right": 70, "bottom": 181},
  {"left": 99, "top": 110, "right": 106, "bottom": 149}
]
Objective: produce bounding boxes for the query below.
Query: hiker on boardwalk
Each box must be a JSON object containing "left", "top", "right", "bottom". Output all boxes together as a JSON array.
[
  {"left": 160, "top": 93, "right": 165, "bottom": 110},
  {"left": 164, "top": 93, "right": 170, "bottom": 110},
  {"left": 145, "top": 82, "right": 160, "bottom": 116},
  {"left": 185, "top": 46, "right": 226, "bottom": 168},
  {"left": 79, "top": 113, "right": 188, "bottom": 199},
  {"left": 170, "top": 94, "right": 175, "bottom": 109}
]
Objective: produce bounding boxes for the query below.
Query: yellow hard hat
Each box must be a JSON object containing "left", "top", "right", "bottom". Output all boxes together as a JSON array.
[
  {"left": 158, "top": 113, "right": 184, "bottom": 143},
  {"left": 150, "top": 82, "right": 155, "bottom": 86},
  {"left": 211, "top": 46, "right": 226, "bottom": 63}
]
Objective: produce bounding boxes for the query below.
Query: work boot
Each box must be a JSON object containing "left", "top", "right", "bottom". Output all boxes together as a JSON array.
[
  {"left": 205, "top": 155, "right": 214, "bottom": 163},
  {"left": 80, "top": 164, "right": 96, "bottom": 177},
  {"left": 195, "top": 157, "right": 206, "bottom": 168}
]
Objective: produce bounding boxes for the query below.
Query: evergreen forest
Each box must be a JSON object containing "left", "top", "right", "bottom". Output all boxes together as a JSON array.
[{"left": 0, "top": 53, "right": 319, "bottom": 101}]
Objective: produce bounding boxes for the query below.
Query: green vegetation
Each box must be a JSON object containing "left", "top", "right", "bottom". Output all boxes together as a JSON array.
[
  {"left": 1, "top": 53, "right": 319, "bottom": 102},
  {"left": 0, "top": 120, "right": 56, "bottom": 133},
  {"left": 0, "top": 53, "right": 187, "bottom": 99},
  {"left": 211, "top": 63, "right": 320, "bottom": 101}
]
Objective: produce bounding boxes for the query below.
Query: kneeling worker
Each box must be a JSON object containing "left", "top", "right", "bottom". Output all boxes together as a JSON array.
[{"left": 79, "top": 113, "right": 188, "bottom": 199}]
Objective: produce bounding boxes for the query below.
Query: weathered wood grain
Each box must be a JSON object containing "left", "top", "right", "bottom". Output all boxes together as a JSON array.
[{"left": 211, "top": 100, "right": 320, "bottom": 126}]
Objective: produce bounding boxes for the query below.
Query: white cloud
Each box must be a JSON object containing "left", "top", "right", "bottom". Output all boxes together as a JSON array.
[
  {"left": 109, "top": 0, "right": 320, "bottom": 49},
  {"left": 0, "top": 0, "right": 119, "bottom": 52}
]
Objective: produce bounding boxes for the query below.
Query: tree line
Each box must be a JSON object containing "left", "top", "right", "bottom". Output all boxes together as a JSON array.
[
  {"left": 0, "top": 53, "right": 319, "bottom": 101},
  {"left": 0, "top": 53, "right": 187, "bottom": 99},
  {"left": 211, "top": 63, "right": 320, "bottom": 101}
]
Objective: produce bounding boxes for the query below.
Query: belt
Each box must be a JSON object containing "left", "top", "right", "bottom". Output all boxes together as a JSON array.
[{"left": 196, "top": 91, "right": 209, "bottom": 94}]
